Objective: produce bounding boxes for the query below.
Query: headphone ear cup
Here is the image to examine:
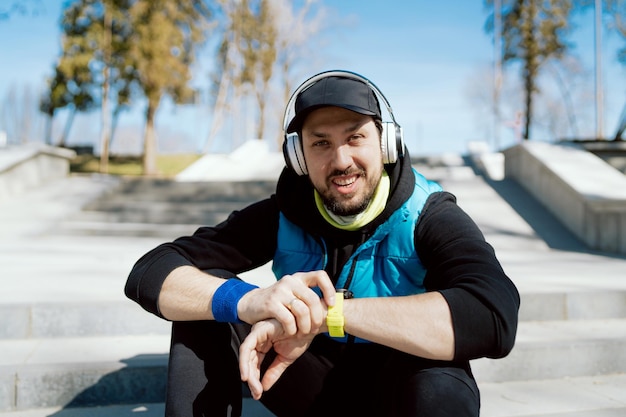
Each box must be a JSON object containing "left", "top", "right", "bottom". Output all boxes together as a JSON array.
[
  {"left": 381, "top": 122, "right": 405, "bottom": 164},
  {"left": 381, "top": 122, "right": 397, "bottom": 164},
  {"left": 395, "top": 124, "right": 405, "bottom": 159},
  {"left": 283, "top": 133, "right": 308, "bottom": 176}
]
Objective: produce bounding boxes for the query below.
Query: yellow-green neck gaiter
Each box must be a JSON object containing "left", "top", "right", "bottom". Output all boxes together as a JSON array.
[{"left": 315, "top": 172, "right": 390, "bottom": 231}]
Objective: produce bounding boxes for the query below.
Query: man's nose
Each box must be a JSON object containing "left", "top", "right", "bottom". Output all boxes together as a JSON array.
[{"left": 331, "top": 145, "right": 353, "bottom": 169}]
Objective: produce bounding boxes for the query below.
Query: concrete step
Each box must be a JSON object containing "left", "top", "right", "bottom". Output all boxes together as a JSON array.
[
  {"left": 77, "top": 200, "right": 243, "bottom": 224},
  {"left": 0, "top": 302, "right": 170, "bottom": 339},
  {"left": 472, "top": 319, "right": 626, "bottom": 383},
  {"left": 98, "top": 179, "right": 276, "bottom": 203},
  {"left": 0, "top": 335, "right": 170, "bottom": 411},
  {"left": 479, "top": 373, "right": 626, "bottom": 417},
  {"left": 0, "top": 399, "right": 276, "bottom": 417},
  {"left": 1, "top": 362, "right": 624, "bottom": 417},
  {"left": 2, "top": 382, "right": 626, "bottom": 417},
  {"left": 1, "top": 318, "right": 625, "bottom": 411},
  {"left": 49, "top": 178, "right": 278, "bottom": 233},
  {"left": 0, "top": 335, "right": 271, "bottom": 414},
  {"left": 519, "top": 290, "right": 626, "bottom": 321},
  {"left": 52, "top": 219, "right": 205, "bottom": 238}
]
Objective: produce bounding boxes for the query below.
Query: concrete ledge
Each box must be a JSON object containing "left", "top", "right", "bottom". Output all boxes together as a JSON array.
[
  {"left": 0, "top": 335, "right": 169, "bottom": 411},
  {"left": 466, "top": 140, "right": 505, "bottom": 180},
  {"left": 0, "top": 144, "right": 76, "bottom": 203},
  {"left": 503, "top": 142, "right": 626, "bottom": 255},
  {"left": 472, "top": 318, "right": 626, "bottom": 383},
  {"left": 519, "top": 291, "right": 626, "bottom": 321},
  {"left": 479, "top": 374, "right": 626, "bottom": 417},
  {"left": 0, "top": 302, "right": 170, "bottom": 339},
  {"left": 577, "top": 139, "right": 626, "bottom": 174}
]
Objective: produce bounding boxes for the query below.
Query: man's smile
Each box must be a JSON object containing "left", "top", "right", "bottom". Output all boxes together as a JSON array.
[{"left": 330, "top": 173, "right": 361, "bottom": 194}]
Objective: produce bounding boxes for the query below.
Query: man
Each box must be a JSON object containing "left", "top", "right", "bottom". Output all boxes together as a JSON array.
[{"left": 125, "top": 70, "right": 519, "bottom": 417}]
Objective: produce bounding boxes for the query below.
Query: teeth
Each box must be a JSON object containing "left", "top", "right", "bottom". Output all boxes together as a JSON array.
[{"left": 334, "top": 177, "right": 356, "bottom": 186}]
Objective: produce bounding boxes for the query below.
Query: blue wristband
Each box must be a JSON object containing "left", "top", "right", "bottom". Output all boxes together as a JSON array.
[{"left": 211, "top": 279, "right": 258, "bottom": 323}]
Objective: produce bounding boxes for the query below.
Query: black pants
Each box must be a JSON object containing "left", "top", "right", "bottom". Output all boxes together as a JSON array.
[{"left": 165, "top": 321, "right": 480, "bottom": 417}]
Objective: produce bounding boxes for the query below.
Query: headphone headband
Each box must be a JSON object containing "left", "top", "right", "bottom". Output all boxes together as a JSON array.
[{"left": 282, "top": 70, "right": 400, "bottom": 132}]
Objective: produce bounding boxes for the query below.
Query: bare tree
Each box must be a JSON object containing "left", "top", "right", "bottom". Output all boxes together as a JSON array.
[
  {"left": 1, "top": 84, "right": 45, "bottom": 144},
  {"left": 485, "top": 0, "right": 575, "bottom": 139},
  {"left": 601, "top": 0, "right": 626, "bottom": 140},
  {"left": 209, "top": 0, "right": 275, "bottom": 151},
  {"left": 542, "top": 56, "right": 589, "bottom": 139},
  {"left": 271, "top": 0, "right": 327, "bottom": 145},
  {"left": 206, "top": 0, "right": 327, "bottom": 152}
]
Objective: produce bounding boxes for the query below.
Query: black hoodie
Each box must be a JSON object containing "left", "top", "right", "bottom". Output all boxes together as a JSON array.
[{"left": 125, "top": 153, "right": 519, "bottom": 362}]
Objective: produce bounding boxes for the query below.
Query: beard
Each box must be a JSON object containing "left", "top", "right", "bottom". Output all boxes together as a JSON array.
[{"left": 317, "top": 167, "right": 382, "bottom": 216}]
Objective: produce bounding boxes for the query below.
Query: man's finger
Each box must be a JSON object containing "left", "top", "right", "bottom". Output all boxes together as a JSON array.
[
  {"left": 302, "top": 271, "right": 336, "bottom": 306},
  {"left": 248, "top": 377, "right": 264, "bottom": 400},
  {"left": 239, "top": 336, "right": 257, "bottom": 381},
  {"left": 275, "top": 305, "right": 297, "bottom": 336},
  {"left": 288, "top": 298, "right": 312, "bottom": 334}
]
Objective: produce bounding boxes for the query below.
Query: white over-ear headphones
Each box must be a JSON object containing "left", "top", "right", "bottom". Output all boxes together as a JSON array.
[{"left": 282, "top": 70, "right": 404, "bottom": 176}]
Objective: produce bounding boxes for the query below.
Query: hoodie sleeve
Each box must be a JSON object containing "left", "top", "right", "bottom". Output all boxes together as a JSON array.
[
  {"left": 124, "top": 197, "right": 280, "bottom": 317},
  {"left": 415, "top": 192, "right": 520, "bottom": 361}
]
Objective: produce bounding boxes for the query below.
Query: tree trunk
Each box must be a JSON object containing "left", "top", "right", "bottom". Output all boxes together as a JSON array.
[
  {"left": 523, "top": 72, "right": 532, "bottom": 140},
  {"left": 99, "top": 5, "right": 111, "bottom": 174},
  {"left": 99, "top": 69, "right": 110, "bottom": 173},
  {"left": 59, "top": 107, "right": 76, "bottom": 148},
  {"left": 44, "top": 113, "right": 53, "bottom": 146},
  {"left": 204, "top": 70, "right": 231, "bottom": 153},
  {"left": 110, "top": 105, "right": 121, "bottom": 148},
  {"left": 143, "top": 104, "right": 158, "bottom": 176},
  {"left": 255, "top": 89, "right": 265, "bottom": 140}
]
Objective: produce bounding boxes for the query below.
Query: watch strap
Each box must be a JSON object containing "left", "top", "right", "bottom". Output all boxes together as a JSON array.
[{"left": 327, "top": 293, "right": 345, "bottom": 337}]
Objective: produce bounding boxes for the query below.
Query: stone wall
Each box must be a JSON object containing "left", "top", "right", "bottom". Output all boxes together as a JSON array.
[
  {"left": 0, "top": 145, "right": 76, "bottom": 203},
  {"left": 577, "top": 140, "right": 626, "bottom": 174},
  {"left": 504, "top": 141, "right": 626, "bottom": 255}
]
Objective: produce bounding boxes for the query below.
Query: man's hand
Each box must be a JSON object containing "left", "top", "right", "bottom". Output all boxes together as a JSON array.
[
  {"left": 239, "top": 319, "right": 315, "bottom": 400},
  {"left": 237, "top": 270, "right": 335, "bottom": 336}
]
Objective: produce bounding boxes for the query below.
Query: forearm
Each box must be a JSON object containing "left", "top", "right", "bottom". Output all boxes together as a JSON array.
[
  {"left": 343, "top": 291, "right": 455, "bottom": 360},
  {"left": 158, "top": 265, "right": 227, "bottom": 321}
]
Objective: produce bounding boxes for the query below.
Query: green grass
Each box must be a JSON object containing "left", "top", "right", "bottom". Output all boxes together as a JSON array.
[{"left": 70, "top": 153, "right": 202, "bottom": 178}]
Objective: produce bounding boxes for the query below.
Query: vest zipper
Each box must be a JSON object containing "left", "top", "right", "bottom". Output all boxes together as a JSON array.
[
  {"left": 342, "top": 256, "right": 358, "bottom": 297},
  {"left": 342, "top": 256, "right": 357, "bottom": 344},
  {"left": 342, "top": 231, "right": 366, "bottom": 295}
]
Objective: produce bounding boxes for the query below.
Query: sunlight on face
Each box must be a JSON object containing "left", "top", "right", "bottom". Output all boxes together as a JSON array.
[{"left": 301, "top": 106, "right": 383, "bottom": 216}]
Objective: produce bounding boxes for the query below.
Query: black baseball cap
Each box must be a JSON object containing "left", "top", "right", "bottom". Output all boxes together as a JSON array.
[{"left": 286, "top": 76, "right": 382, "bottom": 133}]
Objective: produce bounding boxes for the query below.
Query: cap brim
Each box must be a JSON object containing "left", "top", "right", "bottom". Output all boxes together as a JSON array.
[{"left": 286, "top": 104, "right": 378, "bottom": 133}]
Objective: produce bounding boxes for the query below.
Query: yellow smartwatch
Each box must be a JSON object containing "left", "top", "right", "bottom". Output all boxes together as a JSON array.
[{"left": 327, "top": 290, "right": 349, "bottom": 338}]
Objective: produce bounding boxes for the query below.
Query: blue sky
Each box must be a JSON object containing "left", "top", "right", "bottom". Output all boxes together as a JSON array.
[{"left": 1, "top": 0, "right": 624, "bottom": 156}]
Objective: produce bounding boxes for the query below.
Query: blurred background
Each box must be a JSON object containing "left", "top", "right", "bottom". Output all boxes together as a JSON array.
[{"left": 1, "top": 0, "right": 625, "bottom": 176}]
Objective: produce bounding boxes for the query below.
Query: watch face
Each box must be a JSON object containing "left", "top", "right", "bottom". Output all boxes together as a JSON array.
[{"left": 337, "top": 289, "right": 353, "bottom": 299}]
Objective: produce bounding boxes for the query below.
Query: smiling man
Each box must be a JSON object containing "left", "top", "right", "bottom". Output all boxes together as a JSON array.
[{"left": 125, "top": 70, "right": 520, "bottom": 417}]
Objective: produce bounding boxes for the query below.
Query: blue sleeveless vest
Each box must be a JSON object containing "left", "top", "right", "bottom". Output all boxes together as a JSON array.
[{"left": 272, "top": 169, "right": 442, "bottom": 299}]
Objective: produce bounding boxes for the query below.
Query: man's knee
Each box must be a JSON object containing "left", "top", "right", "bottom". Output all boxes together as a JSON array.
[{"left": 397, "top": 367, "right": 480, "bottom": 417}]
